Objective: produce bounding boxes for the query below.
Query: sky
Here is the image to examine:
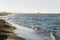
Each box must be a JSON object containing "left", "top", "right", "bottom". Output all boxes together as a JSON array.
[{"left": 0, "top": 0, "right": 60, "bottom": 13}]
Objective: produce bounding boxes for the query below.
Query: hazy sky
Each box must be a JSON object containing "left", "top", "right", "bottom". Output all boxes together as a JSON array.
[{"left": 0, "top": 0, "right": 60, "bottom": 13}]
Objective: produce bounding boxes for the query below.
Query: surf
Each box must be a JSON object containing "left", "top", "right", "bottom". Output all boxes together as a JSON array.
[{"left": 6, "top": 20, "right": 53, "bottom": 40}]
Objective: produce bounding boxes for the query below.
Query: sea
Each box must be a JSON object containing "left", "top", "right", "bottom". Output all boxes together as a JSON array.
[{"left": 0, "top": 13, "right": 60, "bottom": 40}]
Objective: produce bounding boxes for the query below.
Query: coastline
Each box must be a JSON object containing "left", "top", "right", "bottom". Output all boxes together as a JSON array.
[
  {"left": 0, "top": 13, "right": 60, "bottom": 40},
  {"left": 0, "top": 12, "right": 10, "bottom": 16},
  {"left": 0, "top": 19, "right": 25, "bottom": 40}
]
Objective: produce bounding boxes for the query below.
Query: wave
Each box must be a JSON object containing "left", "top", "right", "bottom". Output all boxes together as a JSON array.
[{"left": 6, "top": 20, "right": 53, "bottom": 40}]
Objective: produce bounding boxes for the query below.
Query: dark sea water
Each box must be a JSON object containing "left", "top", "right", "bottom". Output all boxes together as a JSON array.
[{"left": 0, "top": 13, "right": 60, "bottom": 40}]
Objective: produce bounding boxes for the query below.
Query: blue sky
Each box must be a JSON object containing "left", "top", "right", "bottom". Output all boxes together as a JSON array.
[{"left": 0, "top": 0, "right": 60, "bottom": 13}]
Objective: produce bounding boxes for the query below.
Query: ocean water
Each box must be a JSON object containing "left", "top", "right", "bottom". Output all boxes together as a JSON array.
[{"left": 0, "top": 13, "right": 60, "bottom": 40}]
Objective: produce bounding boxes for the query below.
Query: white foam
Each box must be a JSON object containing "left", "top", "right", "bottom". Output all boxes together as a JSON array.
[
  {"left": 6, "top": 20, "right": 34, "bottom": 32},
  {"left": 6, "top": 20, "right": 52, "bottom": 40}
]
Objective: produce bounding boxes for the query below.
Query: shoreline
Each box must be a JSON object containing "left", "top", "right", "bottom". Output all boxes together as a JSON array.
[
  {"left": 0, "top": 19, "right": 25, "bottom": 40},
  {"left": 0, "top": 13, "right": 60, "bottom": 40},
  {"left": 0, "top": 12, "right": 10, "bottom": 16}
]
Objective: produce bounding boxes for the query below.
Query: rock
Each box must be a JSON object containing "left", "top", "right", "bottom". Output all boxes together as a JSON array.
[
  {"left": 0, "top": 19, "right": 25, "bottom": 40},
  {"left": 0, "top": 19, "right": 6, "bottom": 26}
]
